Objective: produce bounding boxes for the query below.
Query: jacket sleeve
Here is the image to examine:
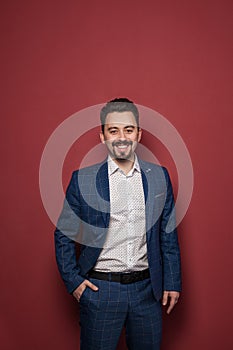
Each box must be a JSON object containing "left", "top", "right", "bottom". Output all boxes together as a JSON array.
[
  {"left": 54, "top": 171, "right": 85, "bottom": 294},
  {"left": 160, "top": 167, "right": 182, "bottom": 292}
]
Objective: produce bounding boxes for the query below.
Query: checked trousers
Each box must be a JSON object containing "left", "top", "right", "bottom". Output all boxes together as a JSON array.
[{"left": 79, "top": 277, "right": 162, "bottom": 350}]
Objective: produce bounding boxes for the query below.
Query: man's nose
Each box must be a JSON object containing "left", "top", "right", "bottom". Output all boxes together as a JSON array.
[{"left": 118, "top": 129, "right": 126, "bottom": 139}]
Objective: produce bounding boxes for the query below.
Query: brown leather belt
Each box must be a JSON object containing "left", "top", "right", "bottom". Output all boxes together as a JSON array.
[{"left": 88, "top": 268, "right": 150, "bottom": 284}]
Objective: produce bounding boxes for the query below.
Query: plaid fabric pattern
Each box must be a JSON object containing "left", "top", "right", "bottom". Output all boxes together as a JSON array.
[
  {"left": 79, "top": 277, "right": 162, "bottom": 350},
  {"left": 54, "top": 159, "right": 181, "bottom": 297}
]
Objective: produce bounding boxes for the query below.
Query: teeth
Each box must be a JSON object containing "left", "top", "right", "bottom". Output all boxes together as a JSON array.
[{"left": 118, "top": 146, "right": 127, "bottom": 149}]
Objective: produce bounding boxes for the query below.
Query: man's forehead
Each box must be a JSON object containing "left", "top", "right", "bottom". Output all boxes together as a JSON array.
[{"left": 105, "top": 111, "right": 137, "bottom": 126}]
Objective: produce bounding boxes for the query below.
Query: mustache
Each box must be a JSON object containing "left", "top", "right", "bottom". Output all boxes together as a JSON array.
[{"left": 112, "top": 140, "right": 133, "bottom": 147}]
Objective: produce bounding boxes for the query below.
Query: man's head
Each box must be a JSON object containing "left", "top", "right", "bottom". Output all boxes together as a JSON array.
[
  {"left": 100, "top": 98, "right": 142, "bottom": 162},
  {"left": 100, "top": 98, "right": 139, "bottom": 133}
]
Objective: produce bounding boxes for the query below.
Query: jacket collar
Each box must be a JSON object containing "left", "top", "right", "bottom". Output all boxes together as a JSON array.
[{"left": 96, "top": 156, "right": 149, "bottom": 203}]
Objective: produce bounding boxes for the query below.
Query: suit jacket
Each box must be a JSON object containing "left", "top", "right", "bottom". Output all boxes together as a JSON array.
[{"left": 54, "top": 158, "right": 181, "bottom": 301}]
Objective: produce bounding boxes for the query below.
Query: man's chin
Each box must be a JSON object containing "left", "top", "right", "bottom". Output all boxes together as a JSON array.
[
  {"left": 113, "top": 153, "right": 133, "bottom": 161},
  {"left": 115, "top": 157, "right": 128, "bottom": 162}
]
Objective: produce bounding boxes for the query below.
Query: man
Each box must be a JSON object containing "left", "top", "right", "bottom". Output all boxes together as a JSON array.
[{"left": 54, "top": 98, "right": 181, "bottom": 350}]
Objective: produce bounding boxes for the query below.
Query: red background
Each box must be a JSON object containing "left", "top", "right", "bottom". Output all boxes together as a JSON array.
[{"left": 1, "top": 0, "right": 233, "bottom": 349}]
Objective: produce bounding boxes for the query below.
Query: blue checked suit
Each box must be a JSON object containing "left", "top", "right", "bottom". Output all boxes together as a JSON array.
[{"left": 54, "top": 158, "right": 181, "bottom": 300}]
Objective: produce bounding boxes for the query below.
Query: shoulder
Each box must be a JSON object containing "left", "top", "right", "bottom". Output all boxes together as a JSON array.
[
  {"left": 72, "top": 160, "right": 107, "bottom": 176},
  {"left": 138, "top": 159, "right": 171, "bottom": 188},
  {"left": 67, "top": 161, "right": 107, "bottom": 191},
  {"left": 138, "top": 158, "right": 168, "bottom": 174}
]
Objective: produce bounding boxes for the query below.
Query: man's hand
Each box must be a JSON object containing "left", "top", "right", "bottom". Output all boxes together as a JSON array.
[
  {"left": 162, "top": 291, "right": 180, "bottom": 314},
  {"left": 72, "top": 280, "right": 98, "bottom": 302}
]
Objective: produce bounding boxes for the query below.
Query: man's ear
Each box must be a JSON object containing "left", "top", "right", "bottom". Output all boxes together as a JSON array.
[
  {"left": 137, "top": 128, "right": 142, "bottom": 143},
  {"left": 100, "top": 131, "right": 105, "bottom": 144}
]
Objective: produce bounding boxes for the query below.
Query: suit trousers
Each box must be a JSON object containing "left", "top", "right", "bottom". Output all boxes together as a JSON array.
[{"left": 79, "top": 277, "right": 162, "bottom": 350}]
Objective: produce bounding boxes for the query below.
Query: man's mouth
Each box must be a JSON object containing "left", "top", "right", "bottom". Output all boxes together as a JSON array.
[
  {"left": 117, "top": 145, "right": 128, "bottom": 149},
  {"left": 112, "top": 141, "right": 133, "bottom": 149}
]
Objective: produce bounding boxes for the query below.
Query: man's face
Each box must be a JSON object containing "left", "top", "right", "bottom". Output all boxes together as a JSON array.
[{"left": 100, "top": 111, "right": 142, "bottom": 161}]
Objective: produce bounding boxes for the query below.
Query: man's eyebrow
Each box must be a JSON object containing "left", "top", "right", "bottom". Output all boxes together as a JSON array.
[
  {"left": 107, "top": 125, "right": 136, "bottom": 130},
  {"left": 124, "top": 125, "right": 135, "bottom": 129},
  {"left": 107, "top": 126, "right": 118, "bottom": 131}
]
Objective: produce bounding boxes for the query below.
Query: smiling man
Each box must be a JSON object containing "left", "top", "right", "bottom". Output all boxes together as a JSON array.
[
  {"left": 54, "top": 98, "right": 181, "bottom": 350},
  {"left": 100, "top": 109, "right": 141, "bottom": 172}
]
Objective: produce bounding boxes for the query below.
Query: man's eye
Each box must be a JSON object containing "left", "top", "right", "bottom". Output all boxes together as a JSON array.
[
  {"left": 126, "top": 129, "right": 133, "bottom": 133},
  {"left": 110, "top": 130, "right": 117, "bottom": 134}
]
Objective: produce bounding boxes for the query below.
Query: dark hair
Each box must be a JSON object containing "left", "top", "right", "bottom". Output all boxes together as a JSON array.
[{"left": 100, "top": 97, "right": 139, "bottom": 133}]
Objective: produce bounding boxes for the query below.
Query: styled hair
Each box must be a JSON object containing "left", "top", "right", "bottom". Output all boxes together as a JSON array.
[{"left": 100, "top": 98, "right": 139, "bottom": 133}]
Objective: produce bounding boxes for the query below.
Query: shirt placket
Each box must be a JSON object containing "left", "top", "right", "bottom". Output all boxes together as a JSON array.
[{"left": 125, "top": 173, "right": 135, "bottom": 269}]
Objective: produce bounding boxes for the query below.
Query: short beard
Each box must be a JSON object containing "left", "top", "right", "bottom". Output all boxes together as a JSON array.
[{"left": 112, "top": 140, "right": 134, "bottom": 161}]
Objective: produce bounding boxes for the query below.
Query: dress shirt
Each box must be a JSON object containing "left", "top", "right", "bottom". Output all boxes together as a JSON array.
[{"left": 94, "top": 154, "right": 148, "bottom": 272}]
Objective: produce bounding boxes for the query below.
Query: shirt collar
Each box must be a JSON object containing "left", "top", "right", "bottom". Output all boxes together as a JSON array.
[{"left": 107, "top": 154, "right": 141, "bottom": 176}]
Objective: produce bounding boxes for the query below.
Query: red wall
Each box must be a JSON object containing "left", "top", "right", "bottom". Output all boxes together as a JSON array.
[{"left": 1, "top": 1, "right": 233, "bottom": 349}]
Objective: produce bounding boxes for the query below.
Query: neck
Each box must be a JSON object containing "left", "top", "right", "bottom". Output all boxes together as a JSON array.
[{"left": 112, "top": 154, "right": 135, "bottom": 174}]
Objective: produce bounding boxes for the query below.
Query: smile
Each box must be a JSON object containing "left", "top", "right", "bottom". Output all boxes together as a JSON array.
[{"left": 117, "top": 145, "right": 128, "bottom": 149}]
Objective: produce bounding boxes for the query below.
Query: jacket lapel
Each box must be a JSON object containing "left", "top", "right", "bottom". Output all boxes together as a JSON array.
[
  {"left": 95, "top": 161, "right": 110, "bottom": 227},
  {"left": 139, "top": 159, "right": 167, "bottom": 234},
  {"left": 139, "top": 160, "right": 157, "bottom": 233}
]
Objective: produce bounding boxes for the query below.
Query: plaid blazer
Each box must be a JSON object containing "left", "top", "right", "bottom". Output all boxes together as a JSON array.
[{"left": 54, "top": 159, "right": 181, "bottom": 300}]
